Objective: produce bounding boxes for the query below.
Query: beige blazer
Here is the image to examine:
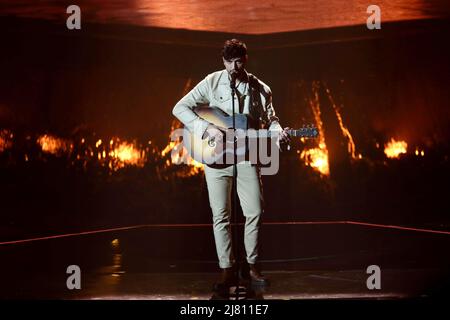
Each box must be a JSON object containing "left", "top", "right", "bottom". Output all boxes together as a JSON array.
[{"left": 172, "top": 69, "right": 282, "bottom": 139}]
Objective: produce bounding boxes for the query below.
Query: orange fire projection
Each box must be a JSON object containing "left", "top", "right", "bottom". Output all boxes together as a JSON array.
[
  {"left": 37, "top": 134, "right": 72, "bottom": 155},
  {"left": 325, "top": 86, "right": 358, "bottom": 160},
  {"left": 384, "top": 138, "right": 407, "bottom": 159},
  {"left": 108, "top": 138, "right": 147, "bottom": 170},
  {"left": 0, "top": 129, "right": 13, "bottom": 152},
  {"left": 300, "top": 82, "right": 330, "bottom": 176}
]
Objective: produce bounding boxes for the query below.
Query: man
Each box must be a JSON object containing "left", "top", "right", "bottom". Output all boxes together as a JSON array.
[{"left": 172, "top": 39, "right": 290, "bottom": 287}]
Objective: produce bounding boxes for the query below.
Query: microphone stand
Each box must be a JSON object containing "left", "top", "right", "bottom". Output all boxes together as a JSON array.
[{"left": 230, "top": 75, "right": 240, "bottom": 300}]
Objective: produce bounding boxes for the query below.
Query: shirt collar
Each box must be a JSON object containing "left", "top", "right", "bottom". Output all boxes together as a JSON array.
[{"left": 218, "top": 69, "right": 250, "bottom": 95}]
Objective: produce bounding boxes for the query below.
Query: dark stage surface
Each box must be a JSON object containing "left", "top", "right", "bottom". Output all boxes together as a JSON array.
[{"left": 1, "top": 222, "right": 449, "bottom": 299}]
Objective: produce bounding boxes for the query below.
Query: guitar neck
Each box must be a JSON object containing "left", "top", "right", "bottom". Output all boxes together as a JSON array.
[
  {"left": 245, "top": 127, "right": 318, "bottom": 138},
  {"left": 287, "top": 129, "right": 302, "bottom": 137},
  {"left": 286, "top": 128, "right": 318, "bottom": 137}
]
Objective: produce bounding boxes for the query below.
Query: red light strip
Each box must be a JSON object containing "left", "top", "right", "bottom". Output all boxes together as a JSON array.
[{"left": 0, "top": 220, "right": 448, "bottom": 246}]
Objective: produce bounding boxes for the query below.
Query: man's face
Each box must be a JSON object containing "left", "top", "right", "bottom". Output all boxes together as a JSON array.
[{"left": 223, "top": 55, "right": 247, "bottom": 77}]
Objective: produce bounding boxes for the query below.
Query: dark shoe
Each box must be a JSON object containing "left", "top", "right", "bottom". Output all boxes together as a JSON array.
[
  {"left": 248, "top": 264, "right": 269, "bottom": 287},
  {"left": 212, "top": 267, "right": 239, "bottom": 299},
  {"left": 218, "top": 267, "right": 238, "bottom": 287}
]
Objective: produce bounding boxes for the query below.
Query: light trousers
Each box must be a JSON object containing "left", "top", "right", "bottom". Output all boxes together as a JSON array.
[{"left": 204, "top": 162, "right": 264, "bottom": 269}]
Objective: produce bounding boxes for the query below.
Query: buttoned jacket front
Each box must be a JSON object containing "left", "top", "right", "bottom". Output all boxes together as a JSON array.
[{"left": 173, "top": 69, "right": 281, "bottom": 139}]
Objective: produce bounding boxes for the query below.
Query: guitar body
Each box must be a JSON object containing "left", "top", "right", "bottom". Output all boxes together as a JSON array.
[
  {"left": 192, "top": 105, "right": 249, "bottom": 131},
  {"left": 182, "top": 106, "right": 318, "bottom": 166},
  {"left": 183, "top": 106, "right": 249, "bottom": 166}
]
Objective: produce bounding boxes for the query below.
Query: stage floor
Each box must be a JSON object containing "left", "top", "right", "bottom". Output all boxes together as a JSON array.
[
  {"left": 1, "top": 222, "right": 449, "bottom": 300},
  {"left": 58, "top": 268, "right": 444, "bottom": 300}
]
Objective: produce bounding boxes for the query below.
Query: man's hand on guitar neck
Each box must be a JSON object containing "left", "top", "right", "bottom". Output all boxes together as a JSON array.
[{"left": 276, "top": 127, "right": 292, "bottom": 152}]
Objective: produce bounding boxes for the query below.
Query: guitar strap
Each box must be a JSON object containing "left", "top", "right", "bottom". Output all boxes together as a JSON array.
[
  {"left": 247, "top": 74, "right": 266, "bottom": 129},
  {"left": 246, "top": 74, "right": 274, "bottom": 166}
]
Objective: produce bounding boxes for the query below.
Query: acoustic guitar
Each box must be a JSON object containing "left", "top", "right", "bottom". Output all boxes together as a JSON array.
[{"left": 183, "top": 106, "right": 318, "bottom": 166}]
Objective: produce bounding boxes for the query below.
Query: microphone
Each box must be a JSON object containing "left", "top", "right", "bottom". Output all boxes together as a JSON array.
[{"left": 230, "top": 72, "right": 237, "bottom": 89}]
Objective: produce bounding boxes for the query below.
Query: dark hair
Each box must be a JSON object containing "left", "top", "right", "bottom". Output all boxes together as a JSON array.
[{"left": 222, "top": 39, "right": 247, "bottom": 60}]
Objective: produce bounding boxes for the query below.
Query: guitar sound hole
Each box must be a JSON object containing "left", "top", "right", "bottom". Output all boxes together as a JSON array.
[{"left": 208, "top": 138, "right": 216, "bottom": 147}]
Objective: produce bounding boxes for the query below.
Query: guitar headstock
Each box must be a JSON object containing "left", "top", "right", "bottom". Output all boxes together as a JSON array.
[{"left": 289, "top": 125, "right": 319, "bottom": 138}]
